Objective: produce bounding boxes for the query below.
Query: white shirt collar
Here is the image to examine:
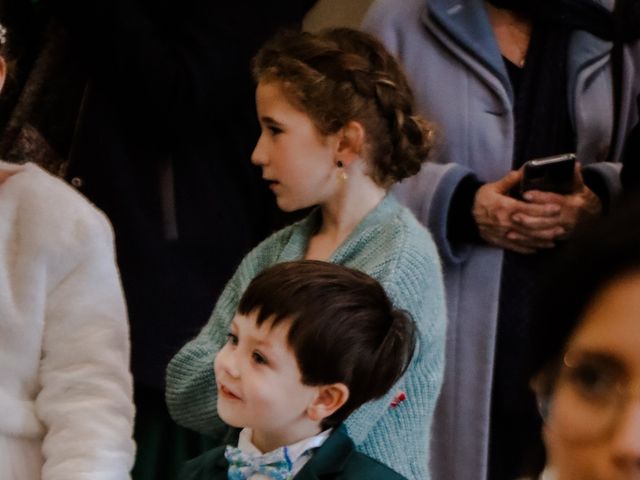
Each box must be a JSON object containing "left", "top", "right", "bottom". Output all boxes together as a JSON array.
[{"left": 237, "top": 427, "right": 332, "bottom": 477}]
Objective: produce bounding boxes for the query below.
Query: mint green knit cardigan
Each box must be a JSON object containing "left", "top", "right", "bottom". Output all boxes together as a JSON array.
[{"left": 165, "top": 195, "right": 446, "bottom": 480}]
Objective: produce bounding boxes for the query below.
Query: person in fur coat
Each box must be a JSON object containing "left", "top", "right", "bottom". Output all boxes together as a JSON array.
[{"left": 0, "top": 27, "right": 135, "bottom": 479}]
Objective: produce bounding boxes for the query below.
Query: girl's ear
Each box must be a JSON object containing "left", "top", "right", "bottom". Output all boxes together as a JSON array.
[
  {"left": 335, "top": 120, "right": 365, "bottom": 166},
  {"left": 306, "top": 383, "right": 349, "bottom": 422},
  {"left": 0, "top": 56, "right": 6, "bottom": 94}
]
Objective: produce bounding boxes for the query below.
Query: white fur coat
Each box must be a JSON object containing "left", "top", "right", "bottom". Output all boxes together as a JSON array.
[{"left": 0, "top": 162, "right": 135, "bottom": 479}]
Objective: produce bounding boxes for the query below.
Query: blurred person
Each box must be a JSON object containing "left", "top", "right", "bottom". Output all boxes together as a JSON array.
[
  {"left": 0, "top": 23, "right": 134, "bottom": 480},
  {"left": 524, "top": 197, "right": 640, "bottom": 479},
  {"left": 50, "top": 0, "right": 317, "bottom": 478},
  {"left": 363, "top": 1, "right": 640, "bottom": 478},
  {"left": 166, "top": 28, "right": 447, "bottom": 480}
]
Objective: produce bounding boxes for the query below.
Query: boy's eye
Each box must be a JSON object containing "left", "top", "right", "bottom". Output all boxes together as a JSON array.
[
  {"left": 252, "top": 351, "right": 268, "bottom": 365},
  {"left": 226, "top": 333, "right": 238, "bottom": 346},
  {"left": 267, "top": 126, "right": 283, "bottom": 136}
]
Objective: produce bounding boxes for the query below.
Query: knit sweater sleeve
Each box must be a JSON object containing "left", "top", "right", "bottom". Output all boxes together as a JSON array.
[
  {"left": 165, "top": 227, "right": 292, "bottom": 435},
  {"left": 344, "top": 212, "right": 447, "bottom": 447}
]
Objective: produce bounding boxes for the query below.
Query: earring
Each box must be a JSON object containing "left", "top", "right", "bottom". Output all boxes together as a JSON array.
[{"left": 336, "top": 160, "right": 348, "bottom": 181}]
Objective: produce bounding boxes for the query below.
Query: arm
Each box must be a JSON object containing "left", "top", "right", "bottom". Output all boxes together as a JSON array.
[
  {"left": 165, "top": 227, "right": 289, "bottom": 435},
  {"left": 35, "top": 210, "right": 135, "bottom": 480},
  {"left": 164, "top": 268, "right": 244, "bottom": 437}
]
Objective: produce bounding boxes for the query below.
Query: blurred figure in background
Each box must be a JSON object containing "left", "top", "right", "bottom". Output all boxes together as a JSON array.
[
  {"left": 49, "top": 0, "right": 317, "bottom": 478},
  {"left": 363, "top": 1, "right": 640, "bottom": 478},
  {"left": 0, "top": 24, "right": 135, "bottom": 479},
  {"left": 526, "top": 198, "right": 640, "bottom": 480}
]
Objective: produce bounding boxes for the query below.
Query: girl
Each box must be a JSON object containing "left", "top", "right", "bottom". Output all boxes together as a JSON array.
[
  {"left": 166, "top": 28, "right": 446, "bottom": 480},
  {"left": 0, "top": 24, "right": 135, "bottom": 479}
]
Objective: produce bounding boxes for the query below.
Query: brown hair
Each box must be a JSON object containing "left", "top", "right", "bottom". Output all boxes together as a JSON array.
[
  {"left": 238, "top": 260, "right": 417, "bottom": 428},
  {"left": 253, "top": 28, "right": 434, "bottom": 187}
]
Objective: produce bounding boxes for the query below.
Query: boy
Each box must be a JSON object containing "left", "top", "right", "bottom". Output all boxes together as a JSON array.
[{"left": 179, "top": 260, "right": 417, "bottom": 480}]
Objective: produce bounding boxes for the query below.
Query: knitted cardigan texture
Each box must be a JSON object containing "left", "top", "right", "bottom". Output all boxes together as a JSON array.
[{"left": 166, "top": 195, "right": 446, "bottom": 480}]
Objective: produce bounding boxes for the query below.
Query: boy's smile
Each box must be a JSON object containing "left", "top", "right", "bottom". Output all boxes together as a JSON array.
[
  {"left": 214, "top": 311, "right": 323, "bottom": 452},
  {"left": 218, "top": 383, "right": 241, "bottom": 401}
]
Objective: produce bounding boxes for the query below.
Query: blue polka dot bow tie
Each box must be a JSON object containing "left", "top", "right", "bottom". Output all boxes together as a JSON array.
[{"left": 225, "top": 445, "right": 293, "bottom": 480}]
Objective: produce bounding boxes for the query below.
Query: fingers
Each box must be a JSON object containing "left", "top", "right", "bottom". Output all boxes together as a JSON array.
[
  {"left": 495, "top": 169, "right": 523, "bottom": 193},
  {"left": 505, "top": 229, "right": 557, "bottom": 249},
  {"left": 511, "top": 213, "right": 566, "bottom": 233},
  {"left": 572, "top": 162, "right": 585, "bottom": 190},
  {"left": 522, "top": 190, "right": 565, "bottom": 205}
]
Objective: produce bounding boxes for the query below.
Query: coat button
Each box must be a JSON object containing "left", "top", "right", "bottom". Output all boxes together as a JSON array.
[{"left": 70, "top": 176, "right": 84, "bottom": 188}]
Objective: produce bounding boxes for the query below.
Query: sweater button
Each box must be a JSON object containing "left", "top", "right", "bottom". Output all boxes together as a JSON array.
[{"left": 70, "top": 176, "right": 84, "bottom": 188}]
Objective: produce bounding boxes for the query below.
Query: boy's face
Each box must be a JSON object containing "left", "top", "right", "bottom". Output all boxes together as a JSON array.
[{"left": 214, "top": 311, "right": 321, "bottom": 448}]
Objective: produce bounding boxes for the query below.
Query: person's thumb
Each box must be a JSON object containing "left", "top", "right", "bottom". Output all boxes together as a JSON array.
[{"left": 495, "top": 170, "right": 522, "bottom": 193}]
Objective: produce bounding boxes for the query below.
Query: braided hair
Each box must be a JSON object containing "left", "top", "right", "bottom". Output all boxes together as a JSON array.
[{"left": 253, "top": 28, "right": 435, "bottom": 187}]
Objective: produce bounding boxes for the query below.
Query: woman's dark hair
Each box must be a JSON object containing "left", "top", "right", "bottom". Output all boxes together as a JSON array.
[
  {"left": 252, "top": 27, "right": 435, "bottom": 188},
  {"left": 527, "top": 195, "right": 640, "bottom": 381},
  {"left": 238, "top": 260, "right": 417, "bottom": 428}
]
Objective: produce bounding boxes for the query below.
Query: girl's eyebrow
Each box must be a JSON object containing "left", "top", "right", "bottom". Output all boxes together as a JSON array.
[{"left": 260, "top": 116, "right": 284, "bottom": 127}]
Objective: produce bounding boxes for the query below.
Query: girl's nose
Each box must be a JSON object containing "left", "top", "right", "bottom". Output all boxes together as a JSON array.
[{"left": 251, "top": 133, "right": 267, "bottom": 166}]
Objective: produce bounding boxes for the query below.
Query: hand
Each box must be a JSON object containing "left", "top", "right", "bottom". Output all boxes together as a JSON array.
[
  {"left": 472, "top": 170, "right": 563, "bottom": 254},
  {"left": 512, "top": 164, "right": 602, "bottom": 238}
]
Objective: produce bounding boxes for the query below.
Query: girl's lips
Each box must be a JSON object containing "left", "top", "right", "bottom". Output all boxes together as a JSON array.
[{"left": 219, "top": 384, "right": 241, "bottom": 400}]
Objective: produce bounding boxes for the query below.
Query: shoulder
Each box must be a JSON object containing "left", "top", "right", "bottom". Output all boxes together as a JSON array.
[
  {"left": 237, "top": 209, "right": 317, "bottom": 275},
  {"left": 0, "top": 162, "right": 113, "bottom": 247},
  {"left": 179, "top": 446, "right": 227, "bottom": 480},
  {"left": 366, "top": 197, "right": 442, "bottom": 284}
]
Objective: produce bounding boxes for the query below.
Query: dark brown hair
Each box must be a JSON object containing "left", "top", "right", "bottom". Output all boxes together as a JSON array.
[
  {"left": 253, "top": 28, "right": 434, "bottom": 188},
  {"left": 238, "top": 260, "right": 417, "bottom": 428}
]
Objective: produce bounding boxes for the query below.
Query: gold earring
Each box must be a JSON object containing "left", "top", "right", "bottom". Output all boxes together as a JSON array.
[{"left": 336, "top": 160, "right": 348, "bottom": 181}]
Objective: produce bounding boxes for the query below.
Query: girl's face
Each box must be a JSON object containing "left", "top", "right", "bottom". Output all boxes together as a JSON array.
[
  {"left": 251, "top": 81, "right": 340, "bottom": 212},
  {"left": 543, "top": 272, "right": 640, "bottom": 480}
]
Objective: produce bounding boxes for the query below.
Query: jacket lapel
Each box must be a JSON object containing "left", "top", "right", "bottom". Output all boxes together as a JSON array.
[
  {"left": 294, "top": 426, "right": 355, "bottom": 480},
  {"left": 422, "top": 0, "right": 513, "bottom": 101}
]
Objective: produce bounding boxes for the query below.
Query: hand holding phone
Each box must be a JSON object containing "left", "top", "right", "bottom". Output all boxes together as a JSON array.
[{"left": 519, "top": 153, "right": 576, "bottom": 197}]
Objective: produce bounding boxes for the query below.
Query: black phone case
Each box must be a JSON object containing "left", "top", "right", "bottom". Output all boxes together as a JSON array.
[{"left": 520, "top": 154, "right": 576, "bottom": 196}]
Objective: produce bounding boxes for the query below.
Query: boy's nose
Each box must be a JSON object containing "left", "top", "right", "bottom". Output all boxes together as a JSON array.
[
  {"left": 215, "top": 346, "right": 240, "bottom": 379},
  {"left": 611, "top": 398, "right": 640, "bottom": 472}
]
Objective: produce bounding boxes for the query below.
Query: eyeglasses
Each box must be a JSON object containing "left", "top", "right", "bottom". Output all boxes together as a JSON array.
[{"left": 535, "top": 350, "right": 640, "bottom": 443}]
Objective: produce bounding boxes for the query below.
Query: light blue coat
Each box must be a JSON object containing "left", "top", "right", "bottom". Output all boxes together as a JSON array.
[{"left": 363, "top": 1, "right": 640, "bottom": 479}]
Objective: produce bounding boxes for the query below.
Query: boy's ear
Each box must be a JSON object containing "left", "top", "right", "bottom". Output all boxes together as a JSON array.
[
  {"left": 335, "top": 120, "right": 365, "bottom": 166},
  {"left": 306, "top": 383, "right": 350, "bottom": 422}
]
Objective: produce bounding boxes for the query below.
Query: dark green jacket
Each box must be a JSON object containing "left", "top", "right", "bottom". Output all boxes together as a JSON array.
[{"left": 178, "top": 426, "right": 406, "bottom": 480}]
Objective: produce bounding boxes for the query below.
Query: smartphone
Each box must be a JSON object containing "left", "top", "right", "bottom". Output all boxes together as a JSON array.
[{"left": 520, "top": 153, "right": 576, "bottom": 196}]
